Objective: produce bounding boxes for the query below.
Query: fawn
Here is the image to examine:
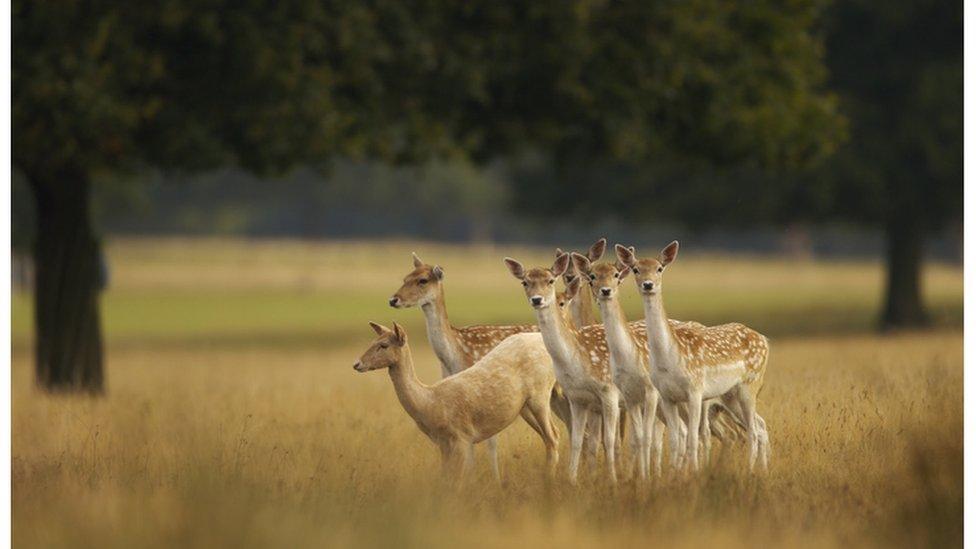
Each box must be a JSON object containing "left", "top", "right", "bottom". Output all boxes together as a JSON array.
[
  {"left": 616, "top": 242, "right": 770, "bottom": 471},
  {"left": 354, "top": 322, "right": 560, "bottom": 482}
]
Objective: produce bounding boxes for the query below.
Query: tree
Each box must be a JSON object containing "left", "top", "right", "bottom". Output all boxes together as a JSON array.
[
  {"left": 820, "top": 0, "right": 962, "bottom": 328},
  {"left": 513, "top": 0, "right": 962, "bottom": 331},
  {"left": 14, "top": 1, "right": 842, "bottom": 392}
]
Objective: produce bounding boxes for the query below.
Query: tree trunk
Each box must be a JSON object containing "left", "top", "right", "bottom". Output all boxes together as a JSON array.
[
  {"left": 880, "top": 216, "right": 929, "bottom": 330},
  {"left": 30, "top": 167, "right": 105, "bottom": 393}
]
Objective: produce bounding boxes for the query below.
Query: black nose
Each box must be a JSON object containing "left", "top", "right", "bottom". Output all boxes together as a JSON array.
[
  {"left": 353, "top": 362, "right": 362, "bottom": 371},
  {"left": 600, "top": 287, "right": 611, "bottom": 296},
  {"left": 530, "top": 296, "right": 543, "bottom": 306},
  {"left": 389, "top": 297, "right": 399, "bottom": 307},
  {"left": 642, "top": 281, "right": 654, "bottom": 290}
]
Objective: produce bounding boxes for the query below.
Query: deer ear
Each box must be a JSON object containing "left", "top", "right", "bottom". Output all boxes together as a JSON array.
[
  {"left": 660, "top": 241, "right": 679, "bottom": 266},
  {"left": 392, "top": 322, "right": 407, "bottom": 346},
  {"left": 412, "top": 252, "right": 424, "bottom": 268},
  {"left": 503, "top": 258, "right": 525, "bottom": 279},
  {"left": 555, "top": 247, "right": 564, "bottom": 257},
  {"left": 588, "top": 238, "right": 607, "bottom": 261},
  {"left": 570, "top": 252, "right": 591, "bottom": 276},
  {"left": 432, "top": 265, "right": 444, "bottom": 280},
  {"left": 368, "top": 321, "right": 386, "bottom": 336},
  {"left": 551, "top": 252, "right": 570, "bottom": 278},
  {"left": 615, "top": 244, "right": 636, "bottom": 266},
  {"left": 565, "top": 275, "right": 582, "bottom": 298}
]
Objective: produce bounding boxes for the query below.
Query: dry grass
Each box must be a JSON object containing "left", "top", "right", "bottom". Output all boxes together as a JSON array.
[{"left": 11, "top": 238, "right": 963, "bottom": 548}]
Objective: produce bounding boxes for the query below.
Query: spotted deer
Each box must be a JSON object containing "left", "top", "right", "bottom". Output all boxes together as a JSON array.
[
  {"left": 556, "top": 239, "right": 624, "bottom": 470},
  {"left": 504, "top": 253, "right": 624, "bottom": 484},
  {"left": 354, "top": 322, "right": 559, "bottom": 482},
  {"left": 571, "top": 251, "right": 746, "bottom": 474},
  {"left": 616, "top": 242, "right": 770, "bottom": 472},
  {"left": 555, "top": 238, "right": 606, "bottom": 328}
]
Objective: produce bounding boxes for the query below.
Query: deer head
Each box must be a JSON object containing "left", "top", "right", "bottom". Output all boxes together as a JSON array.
[
  {"left": 389, "top": 253, "right": 445, "bottom": 308},
  {"left": 504, "top": 253, "right": 570, "bottom": 309},
  {"left": 353, "top": 321, "right": 408, "bottom": 372},
  {"left": 615, "top": 241, "right": 678, "bottom": 296},
  {"left": 555, "top": 275, "right": 583, "bottom": 322},
  {"left": 571, "top": 252, "right": 630, "bottom": 302},
  {"left": 556, "top": 238, "right": 606, "bottom": 286}
]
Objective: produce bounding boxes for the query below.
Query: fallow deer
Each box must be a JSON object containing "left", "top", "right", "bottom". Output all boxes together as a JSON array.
[
  {"left": 570, "top": 251, "right": 746, "bottom": 474},
  {"left": 555, "top": 239, "right": 606, "bottom": 328},
  {"left": 616, "top": 242, "right": 770, "bottom": 472},
  {"left": 390, "top": 253, "right": 567, "bottom": 480},
  {"left": 354, "top": 322, "right": 559, "bottom": 482},
  {"left": 504, "top": 253, "right": 623, "bottom": 484}
]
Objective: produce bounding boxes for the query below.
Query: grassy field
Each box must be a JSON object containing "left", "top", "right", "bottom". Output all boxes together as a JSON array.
[{"left": 11, "top": 238, "right": 963, "bottom": 548}]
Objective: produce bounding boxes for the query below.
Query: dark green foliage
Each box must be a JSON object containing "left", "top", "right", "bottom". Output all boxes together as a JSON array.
[{"left": 14, "top": 0, "right": 849, "bottom": 391}]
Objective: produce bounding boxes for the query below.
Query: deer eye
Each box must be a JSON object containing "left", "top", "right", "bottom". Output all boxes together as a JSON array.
[
  {"left": 548, "top": 279, "right": 555, "bottom": 285},
  {"left": 559, "top": 301, "right": 565, "bottom": 307},
  {"left": 613, "top": 272, "right": 620, "bottom": 278},
  {"left": 588, "top": 273, "right": 596, "bottom": 281},
  {"left": 521, "top": 280, "right": 528, "bottom": 287},
  {"left": 379, "top": 343, "right": 389, "bottom": 349},
  {"left": 418, "top": 278, "right": 428, "bottom": 285},
  {"left": 657, "top": 267, "right": 664, "bottom": 273},
  {"left": 632, "top": 267, "right": 639, "bottom": 274}
]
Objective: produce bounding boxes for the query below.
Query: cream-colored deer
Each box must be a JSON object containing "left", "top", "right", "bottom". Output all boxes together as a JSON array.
[
  {"left": 616, "top": 242, "right": 770, "bottom": 472},
  {"left": 390, "top": 253, "right": 540, "bottom": 479},
  {"left": 505, "top": 253, "right": 623, "bottom": 484},
  {"left": 354, "top": 322, "right": 560, "bottom": 482}
]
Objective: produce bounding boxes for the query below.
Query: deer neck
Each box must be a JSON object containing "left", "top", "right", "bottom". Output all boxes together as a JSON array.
[
  {"left": 388, "top": 345, "right": 433, "bottom": 424},
  {"left": 420, "top": 287, "right": 463, "bottom": 375},
  {"left": 642, "top": 292, "right": 680, "bottom": 366},
  {"left": 597, "top": 295, "right": 641, "bottom": 369},
  {"left": 570, "top": 289, "right": 597, "bottom": 327},
  {"left": 534, "top": 302, "right": 584, "bottom": 375}
]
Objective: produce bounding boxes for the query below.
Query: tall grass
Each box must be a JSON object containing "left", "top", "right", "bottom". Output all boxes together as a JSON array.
[{"left": 11, "top": 239, "right": 963, "bottom": 548}]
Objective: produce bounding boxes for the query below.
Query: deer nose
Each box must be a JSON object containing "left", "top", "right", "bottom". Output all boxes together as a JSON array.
[
  {"left": 530, "top": 296, "right": 543, "bottom": 306},
  {"left": 389, "top": 296, "right": 400, "bottom": 307},
  {"left": 600, "top": 287, "right": 612, "bottom": 296},
  {"left": 642, "top": 281, "right": 654, "bottom": 291},
  {"left": 353, "top": 361, "right": 362, "bottom": 371}
]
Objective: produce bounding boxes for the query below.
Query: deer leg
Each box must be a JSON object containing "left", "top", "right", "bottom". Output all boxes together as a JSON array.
[
  {"left": 601, "top": 390, "right": 620, "bottom": 485},
  {"left": 686, "top": 390, "right": 703, "bottom": 472},
  {"left": 485, "top": 436, "right": 500, "bottom": 483},
  {"left": 584, "top": 414, "right": 601, "bottom": 475},
  {"left": 526, "top": 397, "right": 560, "bottom": 478},
  {"left": 659, "top": 399, "right": 683, "bottom": 471},
  {"left": 627, "top": 403, "right": 647, "bottom": 481},
  {"left": 734, "top": 384, "right": 759, "bottom": 472},
  {"left": 756, "top": 413, "right": 770, "bottom": 471},
  {"left": 568, "top": 400, "right": 590, "bottom": 484},
  {"left": 700, "top": 401, "right": 712, "bottom": 467}
]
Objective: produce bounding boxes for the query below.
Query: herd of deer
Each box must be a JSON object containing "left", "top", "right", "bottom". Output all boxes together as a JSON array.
[{"left": 353, "top": 239, "right": 770, "bottom": 486}]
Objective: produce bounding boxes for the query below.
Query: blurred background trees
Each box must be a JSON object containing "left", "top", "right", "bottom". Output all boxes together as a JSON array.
[{"left": 12, "top": 1, "right": 960, "bottom": 393}]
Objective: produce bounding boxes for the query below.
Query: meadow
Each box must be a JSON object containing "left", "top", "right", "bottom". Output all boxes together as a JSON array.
[{"left": 11, "top": 238, "right": 963, "bottom": 548}]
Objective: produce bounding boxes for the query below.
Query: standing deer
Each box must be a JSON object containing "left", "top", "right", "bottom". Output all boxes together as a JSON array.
[
  {"left": 555, "top": 239, "right": 605, "bottom": 328},
  {"left": 616, "top": 242, "right": 770, "bottom": 472},
  {"left": 570, "top": 251, "right": 746, "bottom": 475},
  {"left": 504, "top": 252, "right": 623, "bottom": 484},
  {"left": 390, "top": 253, "right": 564, "bottom": 480},
  {"left": 556, "top": 240, "right": 624, "bottom": 471},
  {"left": 354, "top": 322, "right": 559, "bottom": 482}
]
